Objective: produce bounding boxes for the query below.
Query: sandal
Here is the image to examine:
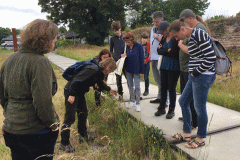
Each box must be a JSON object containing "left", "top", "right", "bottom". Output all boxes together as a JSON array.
[
  {"left": 172, "top": 133, "right": 191, "bottom": 142},
  {"left": 185, "top": 139, "right": 205, "bottom": 149}
]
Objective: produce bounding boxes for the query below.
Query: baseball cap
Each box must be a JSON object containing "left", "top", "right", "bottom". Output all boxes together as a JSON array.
[
  {"left": 157, "top": 21, "right": 170, "bottom": 34},
  {"left": 179, "top": 9, "right": 195, "bottom": 19}
]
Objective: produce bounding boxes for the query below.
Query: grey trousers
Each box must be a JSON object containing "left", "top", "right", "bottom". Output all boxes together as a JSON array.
[{"left": 151, "top": 60, "right": 161, "bottom": 99}]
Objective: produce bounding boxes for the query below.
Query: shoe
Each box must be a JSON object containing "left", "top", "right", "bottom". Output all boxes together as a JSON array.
[
  {"left": 140, "top": 97, "right": 143, "bottom": 100},
  {"left": 58, "top": 143, "right": 75, "bottom": 153},
  {"left": 79, "top": 136, "right": 95, "bottom": 144},
  {"left": 118, "top": 95, "right": 123, "bottom": 102},
  {"left": 178, "top": 117, "right": 183, "bottom": 121},
  {"left": 155, "top": 109, "right": 166, "bottom": 116},
  {"left": 127, "top": 102, "right": 135, "bottom": 109},
  {"left": 136, "top": 104, "right": 141, "bottom": 112},
  {"left": 143, "top": 90, "right": 149, "bottom": 96},
  {"left": 166, "top": 110, "right": 175, "bottom": 119},
  {"left": 150, "top": 98, "right": 160, "bottom": 103}
]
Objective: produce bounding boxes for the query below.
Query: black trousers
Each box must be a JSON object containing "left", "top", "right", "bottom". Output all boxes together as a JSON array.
[
  {"left": 3, "top": 129, "right": 58, "bottom": 160},
  {"left": 158, "top": 69, "right": 180, "bottom": 112},
  {"left": 116, "top": 73, "right": 123, "bottom": 95},
  {"left": 180, "top": 71, "right": 198, "bottom": 127},
  {"left": 60, "top": 90, "right": 88, "bottom": 145},
  {"left": 95, "top": 75, "right": 108, "bottom": 106}
]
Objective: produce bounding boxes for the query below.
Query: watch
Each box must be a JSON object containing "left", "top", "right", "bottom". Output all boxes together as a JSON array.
[{"left": 156, "top": 35, "right": 159, "bottom": 39}]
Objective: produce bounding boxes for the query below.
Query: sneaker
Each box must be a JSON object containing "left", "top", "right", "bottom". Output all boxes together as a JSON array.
[
  {"left": 127, "top": 102, "right": 135, "bottom": 109},
  {"left": 136, "top": 104, "right": 141, "bottom": 112},
  {"left": 150, "top": 98, "right": 161, "bottom": 103},
  {"left": 166, "top": 110, "right": 175, "bottom": 119},
  {"left": 118, "top": 95, "right": 123, "bottom": 102},
  {"left": 154, "top": 109, "right": 166, "bottom": 116},
  {"left": 58, "top": 143, "right": 75, "bottom": 153}
]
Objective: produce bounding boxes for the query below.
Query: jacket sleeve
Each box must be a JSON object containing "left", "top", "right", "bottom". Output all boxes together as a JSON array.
[
  {"left": 97, "top": 80, "right": 111, "bottom": 92},
  {"left": 147, "top": 42, "right": 150, "bottom": 54},
  {"left": 31, "top": 58, "right": 59, "bottom": 130},
  {"left": 110, "top": 37, "right": 114, "bottom": 54},
  {"left": 0, "top": 64, "right": 7, "bottom": 108},
  {"left": 139, "top": 44, "right": 145, "bottom": 74},
  {"left": 157, "top": 38, "right": 180, "bottom": 59}
]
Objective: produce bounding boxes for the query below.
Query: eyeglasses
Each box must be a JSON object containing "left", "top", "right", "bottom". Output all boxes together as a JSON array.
[{"left": 123, "top": 37, "right": 129, "bottom": 40}]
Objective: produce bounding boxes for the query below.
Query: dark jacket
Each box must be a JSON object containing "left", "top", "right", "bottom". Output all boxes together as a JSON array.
[
  {"left": 0, "top": 47, "right": 59, "bottom": 134},
  {"left": 157, "top": 37, "right": 180, "bottom": 60},
  {"left": 110, "top": 34, "right": 124, "bottom": 61},
  {"left": 64, "top": 59, "right": 111, "bottom": 96}
]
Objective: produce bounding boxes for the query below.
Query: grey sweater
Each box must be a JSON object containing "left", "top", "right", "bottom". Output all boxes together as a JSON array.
[{"left": 0, "top": 47, "right": 59, "bottom": 134}]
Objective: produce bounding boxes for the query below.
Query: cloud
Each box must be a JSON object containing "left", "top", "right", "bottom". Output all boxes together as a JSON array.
[{"left": 0, "top": 5, "right": 44, "bottom": 16}]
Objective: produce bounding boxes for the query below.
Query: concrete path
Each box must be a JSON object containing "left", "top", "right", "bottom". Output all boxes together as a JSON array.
[{"left": 47, "top": 52, "right": 240, "bottom": 160}]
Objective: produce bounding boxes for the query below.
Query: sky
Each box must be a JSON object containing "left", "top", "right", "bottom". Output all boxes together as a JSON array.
[{"left": 0, "top": 0, "right": 239, "bottom": 29}]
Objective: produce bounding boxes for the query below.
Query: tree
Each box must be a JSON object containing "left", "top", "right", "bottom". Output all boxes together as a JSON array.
[
  {"left": 59, "top": 26, "right": 67, "bottom": 34},
  {"left": 128, "top": 0, "right": 210, "bottom": 29},
  {"left": 0, "top": 27, "right": 12, "bottom": 43},
  {"left": 38, "top": 0, "right": 140, "bottom": 46}
]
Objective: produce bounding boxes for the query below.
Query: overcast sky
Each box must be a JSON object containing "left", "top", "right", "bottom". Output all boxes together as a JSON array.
[{"left": 0, "top": 0, "right": 239, "bottom": 29}]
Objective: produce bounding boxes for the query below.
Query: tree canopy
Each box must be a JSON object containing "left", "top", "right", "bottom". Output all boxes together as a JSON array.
[
  {"left": 38, "top": 0, "right": 141, "bottom": 46},
  {"left": 128, "top": 0, "right": 210, "bottom": 29},
  {"left": 0, "top": 27, "right": 12, "bottom": 43}
]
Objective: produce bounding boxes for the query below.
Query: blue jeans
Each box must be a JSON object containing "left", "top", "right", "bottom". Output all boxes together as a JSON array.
[
  {"left": 144, "top": 63, "right": 150, "bottom": 88},
  {"left": 178, "top": 73, "right": 216, "bottom": 138},
  {"left": 125, "top": 71, "right": 141, "bottom": 105}
]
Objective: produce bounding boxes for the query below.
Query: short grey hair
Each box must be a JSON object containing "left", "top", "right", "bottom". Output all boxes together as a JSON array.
[{"left": 152, "top": 11, "right": 164, "bottom": 19}]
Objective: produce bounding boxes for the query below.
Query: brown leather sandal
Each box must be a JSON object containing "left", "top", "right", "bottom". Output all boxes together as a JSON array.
[
  {"left": 185, "top": 139, "right": 205, "bottom": 149},
  {"left": 172, "top": 133, "right": 191, "bottom": 142}
]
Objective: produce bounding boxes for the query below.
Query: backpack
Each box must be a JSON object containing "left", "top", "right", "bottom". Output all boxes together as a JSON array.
[
  {"left": 211, "top": 38, "right": 232, "bottom": 75},
  {"left": 62, "top": 61, "right": 97, "bottom": 81}
]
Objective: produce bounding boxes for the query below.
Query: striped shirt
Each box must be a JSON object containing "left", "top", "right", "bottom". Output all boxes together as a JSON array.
[{"left": 188, "top": 28, "right": 216, "bottom": 77}]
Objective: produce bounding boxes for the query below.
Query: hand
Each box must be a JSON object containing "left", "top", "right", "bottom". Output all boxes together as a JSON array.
[
  {"left": 68, "top": 96, "right": 75, "bottom": 104},
  {"left": 191, "top": 73, "right": 194, "bottom": 77},
  {"left": 144, "top": 60, "right": 147, "bottom": 64},
  {"left": 121, "top": 53, "right": 127, "bottom": 58},
  {"left": 158, "top": 44, "right": 162, "bottom": 49},
  {"left": 139, "top": 74, "right": 144, "bottom": 78},
  {"left": 94, "top": 83, "right": 98, "bottom": 88},
  {"left": 110, "top": 89, "right": 117, "bottom": 96},
  {"left": 168, "top": 48, "right": 171, "bottom": 52},
  {"left": 153, "top": 33, "right": 158, "bottom": 38},
  {"left": 178, "top": 40, "right": 183, "bottom": 47}
]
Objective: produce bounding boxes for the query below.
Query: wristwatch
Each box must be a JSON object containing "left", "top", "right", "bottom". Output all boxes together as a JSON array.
[{"left": 156, "top": 35, "right": 159, "bottom": 39}]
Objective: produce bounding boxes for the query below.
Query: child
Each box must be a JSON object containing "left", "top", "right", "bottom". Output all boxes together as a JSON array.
[{"left": 141, "top": 32, "right": 151, "bottom": 96}]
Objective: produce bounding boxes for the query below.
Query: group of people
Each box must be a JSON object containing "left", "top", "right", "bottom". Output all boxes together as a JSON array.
[
  {"left": 0, "top": 8, "right": 216, "bottom": 160},
  {"left": 110, "top": 9, "right": 216, "bottom": 149}
]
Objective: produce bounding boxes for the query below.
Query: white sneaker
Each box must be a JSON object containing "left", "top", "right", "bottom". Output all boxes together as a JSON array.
[
  {"left": 127, "top": 102, "right": 135, "bottom": 109},
  {"left": 136, "top": 104, "right": 141, "bottom": 112}
]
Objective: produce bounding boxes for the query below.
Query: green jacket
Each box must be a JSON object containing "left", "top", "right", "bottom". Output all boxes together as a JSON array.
[
  {"left": 179, "top": 22, "right": 208, "bottom": 72},
  {"left": 0, "top": 47, "right": 59, "bottom": 134}
]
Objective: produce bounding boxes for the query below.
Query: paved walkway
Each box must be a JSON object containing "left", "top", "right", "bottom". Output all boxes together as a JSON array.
[{"left": 47, "top": 52, "right": 240, "bottom": 160}]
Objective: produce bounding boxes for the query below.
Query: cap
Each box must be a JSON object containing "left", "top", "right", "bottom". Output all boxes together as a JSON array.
[
  {"left": 157, "top": 21, "right": 170, "bottom": 34},
  {"left": 179, "top": 9, "right": 195, "bottom": 19}
]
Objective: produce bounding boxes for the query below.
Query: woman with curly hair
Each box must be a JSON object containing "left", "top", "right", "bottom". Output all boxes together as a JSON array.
[{"left": 0, "top": 19, "right": 59, "bottom": 159}]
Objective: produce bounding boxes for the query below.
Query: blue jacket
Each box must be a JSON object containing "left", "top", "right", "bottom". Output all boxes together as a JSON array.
[{"left": 121, "top": 42, "right": 145, "bottom": 74}]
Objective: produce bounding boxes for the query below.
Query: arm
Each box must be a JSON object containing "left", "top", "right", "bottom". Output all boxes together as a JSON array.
[
  {"left": 0, "top": 65, "right": 7, "bottom": 108},
  {"left": 178, "top": 40, "right": 189, "bottom": 54},
  {"left": 31, "top": 58, "right": 59, "bottom": 130},
  {"left": 157, "top": 38, "right": 180, "bottom": 59},
  {"left": 139, "top": 44, "right": 145, "bottom": 74},
  {"left": 110, "top": 37, "right": 114, "bottom": 54}
]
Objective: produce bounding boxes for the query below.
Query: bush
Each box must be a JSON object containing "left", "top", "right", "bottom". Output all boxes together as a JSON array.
[{"left": 56, "top": 39, "right": 80, "bottom": 48}]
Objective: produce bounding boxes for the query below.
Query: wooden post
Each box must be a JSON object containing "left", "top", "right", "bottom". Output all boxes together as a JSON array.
[{"left": 12, "top": 28, "right": 18, "bottom": 52}]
